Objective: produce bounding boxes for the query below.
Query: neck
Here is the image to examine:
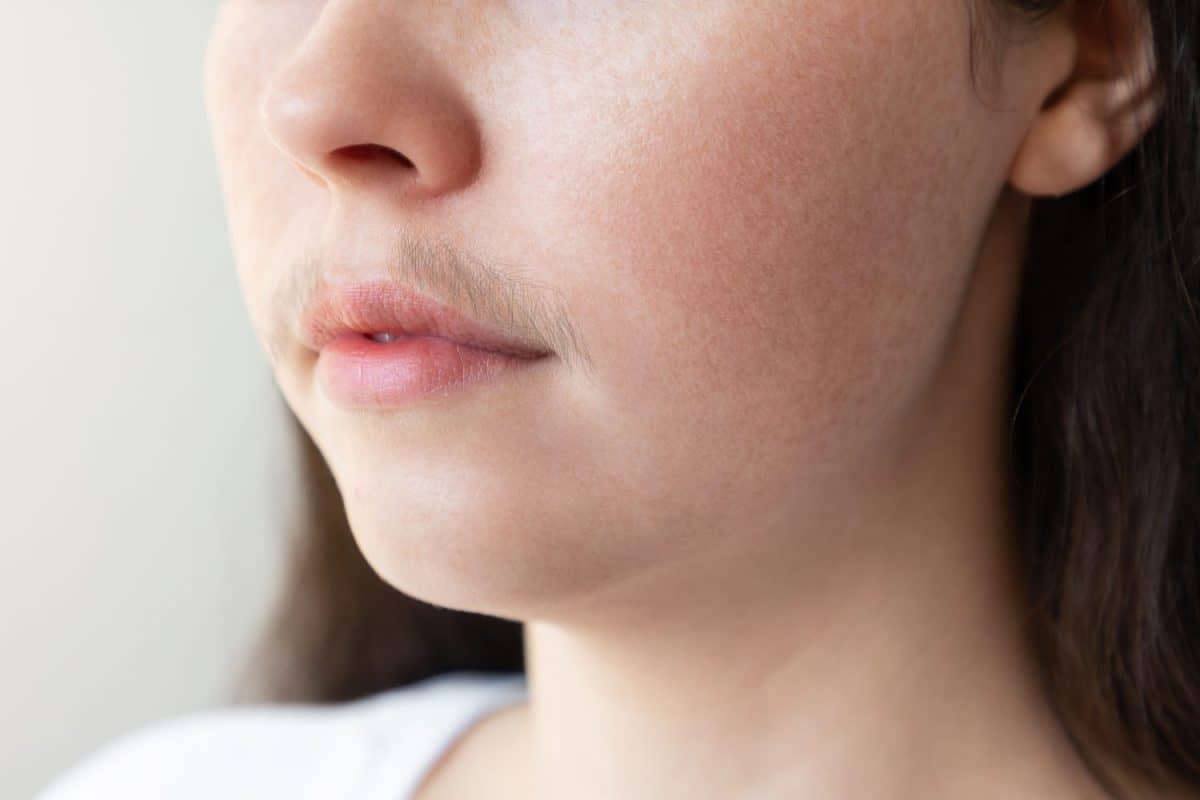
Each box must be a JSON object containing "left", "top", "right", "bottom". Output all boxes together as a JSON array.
[{"left": 510, "top": 188, "right": 1113, "bottom": 800}]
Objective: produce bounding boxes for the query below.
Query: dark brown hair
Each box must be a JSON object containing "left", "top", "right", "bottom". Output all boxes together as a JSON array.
[
  {"left": 1000, "top": 0, "right": 1200, "bottom": 795},
  {"left": 231, "top": 1, "right": 1199, "bottom": 796}
]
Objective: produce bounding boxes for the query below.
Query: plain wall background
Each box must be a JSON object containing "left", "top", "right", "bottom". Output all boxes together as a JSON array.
[{"left": 1, "top": 3, "right": 292, "bottom": 797}]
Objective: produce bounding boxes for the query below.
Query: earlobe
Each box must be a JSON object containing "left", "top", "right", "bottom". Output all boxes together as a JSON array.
[{"left": 1007, "top": 1, "right": 1162, "bottom": 199}]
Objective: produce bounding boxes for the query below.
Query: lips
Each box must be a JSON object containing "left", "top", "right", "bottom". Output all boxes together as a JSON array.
[
  {"left": 297, "top": 278, "right": 553, "bottom": 409},
  {"left": 298, "top": 278, "right": 552, "bottom": 359}
]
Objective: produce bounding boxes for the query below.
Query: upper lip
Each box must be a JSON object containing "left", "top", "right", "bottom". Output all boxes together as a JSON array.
[{"left": 298, "top": 278, "right": 552, "bottom": 359}]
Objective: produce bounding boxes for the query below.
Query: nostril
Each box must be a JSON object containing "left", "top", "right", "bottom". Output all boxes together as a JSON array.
[{"left": 335, "top": 143, "right": 415, "bottom": 169}]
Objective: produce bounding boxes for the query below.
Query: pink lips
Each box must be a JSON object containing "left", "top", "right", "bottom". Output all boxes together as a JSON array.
[{"left": 299, "top": 280, "right": 551, "bottom": 409}]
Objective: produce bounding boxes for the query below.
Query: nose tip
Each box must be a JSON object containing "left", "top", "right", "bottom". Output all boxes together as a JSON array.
[
  {"left": 256, "top": 27, "right": 482, "bottom": 198},
  {"left": 258, "top": 88, "right": 317, "bottom": 153},
  {"left": 258, "top": 73, "right": 381, "bottom": 181}
]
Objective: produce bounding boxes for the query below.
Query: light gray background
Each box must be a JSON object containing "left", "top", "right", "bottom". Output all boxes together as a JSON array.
[{"left": 1, "top": 3, "right": 291, "bottom": 797}]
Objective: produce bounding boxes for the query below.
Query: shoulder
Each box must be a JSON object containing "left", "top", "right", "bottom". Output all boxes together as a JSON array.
[
  {"left": 35, "top": 703, "right": 370, "bottom": 800},
  {"left": 35, "top": 671, "right": 528, "bottom": 800}
]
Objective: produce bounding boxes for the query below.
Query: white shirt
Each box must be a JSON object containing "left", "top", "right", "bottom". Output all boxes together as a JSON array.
[{"left": 36, "top": 670, "right": 529, "bottom": 800}]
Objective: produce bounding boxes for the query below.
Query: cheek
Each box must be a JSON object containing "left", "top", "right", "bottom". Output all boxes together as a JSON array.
[{"left": 489, "top": 4, "right": 994, "bottom": 503}]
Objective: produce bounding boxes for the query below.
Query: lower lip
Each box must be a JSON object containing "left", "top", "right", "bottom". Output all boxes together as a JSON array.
[{"left": 316, "top": 333, "right": 546, "bottom": 409}]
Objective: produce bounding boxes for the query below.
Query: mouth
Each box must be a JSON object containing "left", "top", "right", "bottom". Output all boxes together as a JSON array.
[
  {"left": 357, "top": 330, "right": 546, "bottom": 355},
  {"left": 366, "top": 332, "right": 403, "bottom": 344},
  {"left": 299, "top": 279, "right": 553, "bottom": 409},
  {"left": 317, "top": 331, "right": 548, "bottom": 410},
  {"left": 299, "top": 279, "right": 552, "bottom": 358}
]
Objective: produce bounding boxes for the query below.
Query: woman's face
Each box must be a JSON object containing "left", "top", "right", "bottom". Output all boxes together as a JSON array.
[{"left": 204, "top": 2, "right": 1042, "bottom": 615}]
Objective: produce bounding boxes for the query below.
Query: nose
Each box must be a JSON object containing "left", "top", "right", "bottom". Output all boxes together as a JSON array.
[{"left": 257, "top": 4, "right": 482, "bottom": 201}]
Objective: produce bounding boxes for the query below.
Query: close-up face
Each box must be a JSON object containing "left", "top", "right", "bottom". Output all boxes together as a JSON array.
[{"left": 203, "top": 2, "right": 1051, "bottom": 618}]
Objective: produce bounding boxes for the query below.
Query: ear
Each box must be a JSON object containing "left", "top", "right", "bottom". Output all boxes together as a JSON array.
[{"left": 1008, "top": 0, "right": 1163, "bottom": 198}]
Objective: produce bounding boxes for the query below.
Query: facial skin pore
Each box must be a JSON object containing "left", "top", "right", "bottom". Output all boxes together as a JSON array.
[{"left": 205, "top": 2, "right": 1161, "bottom": 798}]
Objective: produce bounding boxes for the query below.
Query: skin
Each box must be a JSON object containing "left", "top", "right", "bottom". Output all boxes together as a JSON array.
[{"left": 204, "top": 1, "right": 1164, "bottom": 798}]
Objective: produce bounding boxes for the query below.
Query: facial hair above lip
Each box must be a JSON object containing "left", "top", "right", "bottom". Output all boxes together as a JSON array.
[{"left": 260, "top": 228, "right": 596, "bottom": 377}]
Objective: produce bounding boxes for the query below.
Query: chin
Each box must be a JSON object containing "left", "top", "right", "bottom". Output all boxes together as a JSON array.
[{"left": 329, "top": 459, "right": 625, "bottom": 622}]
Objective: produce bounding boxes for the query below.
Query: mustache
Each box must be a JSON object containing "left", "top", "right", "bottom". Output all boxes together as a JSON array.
[{"left": 263, "top": 228, "right": 594, "bottom": 375}]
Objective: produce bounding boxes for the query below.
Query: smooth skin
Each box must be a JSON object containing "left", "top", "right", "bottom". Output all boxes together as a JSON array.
[{"left": 204, "top": 1, "right": 1165, "bottom": 798}]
